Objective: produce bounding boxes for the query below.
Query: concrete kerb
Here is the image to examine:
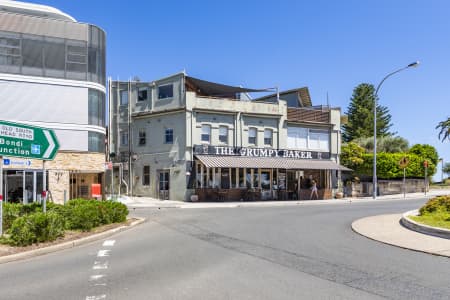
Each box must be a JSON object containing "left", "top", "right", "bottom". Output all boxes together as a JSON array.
[
  {"left": 401, "top": 210, "right": 450, "bottom": 239},
  {"left": 0, "top": 217, "right": 146, "bottom": 265},
  {"left": 126, "top": 189, "right": 450, "bottom": 209},
  {"left": 352, "top": 214, "right": 450, "bottom": 258}
]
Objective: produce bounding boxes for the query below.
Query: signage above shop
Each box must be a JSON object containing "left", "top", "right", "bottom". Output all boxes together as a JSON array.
[
  {"left": 0, "top": 120, "right": 59, "bottom": 160},
  {"left": 193, "top": 145, "right": 330, "bottom": 160}
]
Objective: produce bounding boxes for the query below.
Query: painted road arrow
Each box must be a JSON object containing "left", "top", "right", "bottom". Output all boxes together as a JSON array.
[{"left": 0, "top": 120, "right": 60, "bottom": 160}]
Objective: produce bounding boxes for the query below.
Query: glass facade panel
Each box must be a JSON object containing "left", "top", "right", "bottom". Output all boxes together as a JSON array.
[
  {"left": 88, "top": 89, "right": 105, "bottom": 127},
  {"left": 0, "top": 27, "right": 106, "bottom": 85},
  {"left": 88, "top": 132, "right": 105, "bottom": 153},
  {"left": 308, "top": 129, "right": 329, "bottom": 151}
]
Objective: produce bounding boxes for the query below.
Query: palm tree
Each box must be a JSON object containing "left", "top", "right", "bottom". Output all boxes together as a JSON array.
[{"left": 436, "top": 118, "right": 450, "bottom": 141}]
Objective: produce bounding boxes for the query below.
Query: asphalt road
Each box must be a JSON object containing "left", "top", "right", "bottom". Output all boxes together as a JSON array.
[{"left": 1, "top": 197, "right": 449, "bottom": 300}]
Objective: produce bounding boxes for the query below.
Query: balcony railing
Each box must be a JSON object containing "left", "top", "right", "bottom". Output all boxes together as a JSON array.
[{"left": 287, "top": 107, "right": 330, "bottom": 123}]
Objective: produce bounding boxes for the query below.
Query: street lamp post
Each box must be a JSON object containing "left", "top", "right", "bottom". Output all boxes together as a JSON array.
[{"left": 373, "top": 61, "right": 419, "bottom": 199}]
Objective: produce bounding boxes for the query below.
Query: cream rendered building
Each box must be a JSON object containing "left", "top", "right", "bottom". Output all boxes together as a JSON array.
[{"left": 109, "top": 73, "right": 348, "bottom": 201}]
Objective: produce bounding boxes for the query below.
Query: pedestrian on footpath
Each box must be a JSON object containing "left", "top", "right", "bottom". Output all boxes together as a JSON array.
[{"left": 310, "top": 180, "right": 318, "bottom": 200}]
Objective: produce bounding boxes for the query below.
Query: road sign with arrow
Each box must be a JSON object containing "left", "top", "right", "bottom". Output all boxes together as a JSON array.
[{"left": 0, "top": 120, "right": 59, "bottom": 160}]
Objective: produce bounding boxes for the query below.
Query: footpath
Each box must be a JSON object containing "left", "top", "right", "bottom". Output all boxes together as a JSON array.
[{"left": 120, "top": 189, "right": 450, "bottom": 257}]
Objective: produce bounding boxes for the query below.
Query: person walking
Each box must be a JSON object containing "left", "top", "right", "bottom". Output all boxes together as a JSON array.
[{"left": 310, "top": 179, "right": 318, "bottom": 200}]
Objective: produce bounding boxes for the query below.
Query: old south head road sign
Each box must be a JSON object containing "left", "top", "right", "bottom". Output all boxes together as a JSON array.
[{"left": 0, "top": 120, "right": 59, "bottom": 160}]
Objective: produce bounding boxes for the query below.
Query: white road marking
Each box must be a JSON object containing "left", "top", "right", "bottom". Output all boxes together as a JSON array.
[
  {"left": 102, "top": 240, "right": 115, "bottom": 247},
  {"left": 89, "top": 274, "right": 106, "bottom": 281},
  {"left": 86, "top": 295, "right": 106, "bottom": 300},
  {"left": 93, "top": 261, "right": 108, "bottom": 270},
  {"left": 93, "top": 283, "right": 107, "bottom": 287},
  {"left": 97, "top": 250, "right": 111, "bottom": 257}
]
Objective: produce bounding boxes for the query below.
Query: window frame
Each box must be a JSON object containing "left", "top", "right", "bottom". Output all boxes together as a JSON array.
[
  {"left": 120, "top": 130, "right": 128, "bottom": 146},
  {"left": 138, "top": 128, "right": 146, "bottom": 146},
  {"left": 219, "top": 126, "right": 228, "bottom": 144},
  {"left": 248, "top": 127, "right": 257, "bottom": 145},
  {"left": 142, "top": 165, "right": 150, "bottom": 186},
  {"left": 137, "top": 87, "right": 148, "bottom": 102},
  {"left": 158, "top": 84, "right": 174, "bottom": 100},
  {"left": 201, "top": 124, "right": 211, "bottom": 144},
  {"left": 120, "top": 90, "right": 128, "bottom": 106},
  {"left": 264, "top": 129, "right": 273, "bottom": 146},
  {"left": 164, "top": 128, "right": 174, "bottom": 144}
]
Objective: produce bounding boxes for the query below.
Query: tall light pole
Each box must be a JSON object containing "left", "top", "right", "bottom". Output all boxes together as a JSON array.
[
  {"left": 373, "top": 61, "right": 419, "bottom": 199},
  {"left": 439, "top": 158, "right": 444, "bottom": 183}
]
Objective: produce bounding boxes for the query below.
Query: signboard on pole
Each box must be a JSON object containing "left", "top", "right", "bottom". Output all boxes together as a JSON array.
[
  {"left": 0, "top": 120, "right": 59, "bottom": 160},
  {"left": 399, "top": 156, "right": 410, "bottom": 169}
]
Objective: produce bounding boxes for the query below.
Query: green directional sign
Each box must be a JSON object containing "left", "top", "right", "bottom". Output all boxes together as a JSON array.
[{"left": 0, "top": 120, "right": 59, "bottom": 160}]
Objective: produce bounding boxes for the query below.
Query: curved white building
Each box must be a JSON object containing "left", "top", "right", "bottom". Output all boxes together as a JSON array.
[{"left": 0, "top": 0, "right": 106, "bottom": 203}]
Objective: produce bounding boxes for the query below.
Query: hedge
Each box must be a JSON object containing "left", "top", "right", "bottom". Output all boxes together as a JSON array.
[
  {"left": 2, "top": 202, "right": 42, "bottom": 232},
  {"left": 3, "top": 199, "right": 128, "bottom": 246},
  {"left": 352, "top": 152, "right": 436, "bottom": 179},
  {"left": 9, "top": 212, "right": 65, "bottom": 246}
]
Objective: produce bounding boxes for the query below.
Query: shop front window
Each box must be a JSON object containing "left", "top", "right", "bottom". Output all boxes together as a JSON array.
[
  {"left": 221, "top": 168, "right": 230, "bottom": 189},
  {"left": 246, "top": 169, "right": 252, "bottom": 189},
  {"left": 253, "top": 168, "right": 259, "bottom": 188},
  {"left": 239, "top": 168, "right": 245, "bottom": 188}
]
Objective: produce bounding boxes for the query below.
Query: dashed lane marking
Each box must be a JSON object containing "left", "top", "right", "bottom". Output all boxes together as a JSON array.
[
  {"left": 92, "top": 261, "right": 108, "bottom": 270},
  {"left": 89, "top": 274, "right": 106, "bottom": 281},
  {"left": 102, "top": 240, "right": 116, "bottom": 247},
  {"left": 97, "top": 250, "right": 111, "bottom": 257},
  {"left": 86, "top": 295, "right": 106, "bottom": 300}
]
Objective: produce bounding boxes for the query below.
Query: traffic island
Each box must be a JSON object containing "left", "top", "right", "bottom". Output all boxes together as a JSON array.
[{"left": 0, "top": 217, "right": 145, "bottom": 264}]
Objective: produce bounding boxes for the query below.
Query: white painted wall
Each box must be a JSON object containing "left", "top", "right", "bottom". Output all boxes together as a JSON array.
[{"left": 0, "top": 79, "right": 94, "bottom": 151}]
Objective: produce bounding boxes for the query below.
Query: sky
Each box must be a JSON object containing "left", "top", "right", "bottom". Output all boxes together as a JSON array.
[{"left": 31, "top": 0, "right": 450, "bottom": 180}]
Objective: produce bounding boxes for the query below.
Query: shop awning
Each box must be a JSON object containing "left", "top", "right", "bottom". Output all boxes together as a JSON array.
[{"left": 195, "top": 155, "right": 351, "bottom": 171}]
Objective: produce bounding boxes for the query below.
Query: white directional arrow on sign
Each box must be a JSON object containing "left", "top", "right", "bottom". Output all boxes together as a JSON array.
[{"left": 43, "top": 130, "right": 56, "bottom": 159}]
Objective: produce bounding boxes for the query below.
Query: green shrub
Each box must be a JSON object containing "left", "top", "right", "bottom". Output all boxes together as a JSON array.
[
  {"left": 2, "top": 202, "right": 43, "bottom": 231},
  {"left": 67, "top": 202, "right": 98, "bottom": 231},
  {"left": 419, "top": 195, "right": 450, "bottom": 215},
  {"left": 46, "top": 202, "right": 72, "bottom": 229},
  {"left": 106, "top": 201, "right": 128, "bottom": 223},
  {"left": 64, "top": 199, "right": 128, "bottom": 231},
  {"left": 9, "top": 212, "right": 65, "bottom": 246},
  {"left": 2, "top": 203, "right": 21, "bottom": 231},
  {"left": 9, "top": 216, "right": 35, "bottom": 246}
]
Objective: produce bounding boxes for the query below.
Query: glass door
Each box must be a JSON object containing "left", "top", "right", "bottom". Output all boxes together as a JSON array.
[
  {"left": 158, "top": 170, "right": 170, "bottom": 200},
  {"left": 261, "top": 169, "right": 271, "bottom": 200}
]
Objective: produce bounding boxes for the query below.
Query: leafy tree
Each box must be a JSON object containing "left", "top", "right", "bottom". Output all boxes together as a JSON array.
[
  {"left": 340, "top": 142, "right": 365, "bottom": 170},
  {"left": 342, "top": 83, "right": 394, "bottom": 142},
  {"left": 353, "top": 136, "right": 409, "bottom": 153},
  {"left": 408, "top": 144, "right": 439, "bottom": 166},
  {"left": 436, "top": 117, "right": 450, "bottom": 141},
  {"left": 443, "top": 162, "right": 450, "bottom": 179}
]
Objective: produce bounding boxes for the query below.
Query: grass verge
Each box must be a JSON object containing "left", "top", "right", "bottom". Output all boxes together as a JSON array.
[{"left": 411, "top": 195, "right": 450, "bottom": 230}]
